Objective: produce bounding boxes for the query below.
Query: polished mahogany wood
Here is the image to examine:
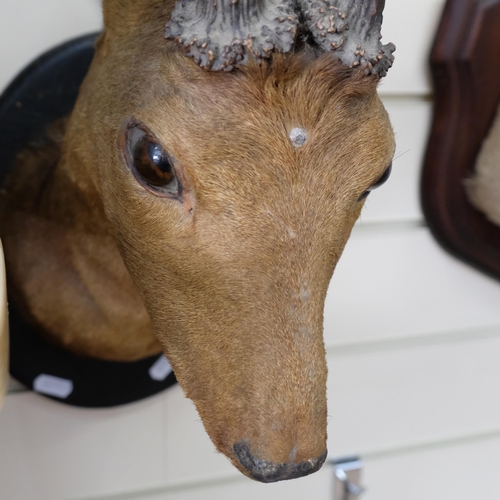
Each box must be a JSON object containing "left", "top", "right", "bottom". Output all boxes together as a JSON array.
[{"left": 421, "top": 0, "right": 500, "bottom": 281}]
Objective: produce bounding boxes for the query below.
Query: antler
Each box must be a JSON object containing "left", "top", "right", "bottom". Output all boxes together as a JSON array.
[
  {"left": 301, "top": 0, "right": 395, "bottom": 76},
  {"left": 164, "top": 0, "right": 298, "bottom": 71},
  {"left": 165, "top": 0, "right": 395, "bottom": 75}
]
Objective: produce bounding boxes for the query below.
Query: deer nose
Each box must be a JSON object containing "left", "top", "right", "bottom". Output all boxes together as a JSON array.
[{"left": 233, "top": 442, "right": 327, "bottom": 483}]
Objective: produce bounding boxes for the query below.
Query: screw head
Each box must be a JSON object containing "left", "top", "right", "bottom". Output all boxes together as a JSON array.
[{"left": 290, "top": 128, "right": 308, "bottom": 148}]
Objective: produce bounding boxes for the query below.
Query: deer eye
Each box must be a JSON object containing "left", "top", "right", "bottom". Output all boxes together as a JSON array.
[
  {"left": 127, "top": 125, "right": 181, "bottom": 197},
  {"left": 358, "top": 163, "right": 392, "bottom": 202}
]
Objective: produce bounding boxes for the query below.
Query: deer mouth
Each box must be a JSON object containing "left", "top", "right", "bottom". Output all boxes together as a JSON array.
[{"left": 233, "top": 442, "right": 328, "bottom": 483}]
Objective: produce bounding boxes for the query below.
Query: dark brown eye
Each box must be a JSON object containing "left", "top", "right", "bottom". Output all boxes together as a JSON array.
[
  {"left": 127, "top": 125, "right": 180, "bottom": 197},
  {"left": 358, "top": 163, "right": 392, "bottom": 202}
]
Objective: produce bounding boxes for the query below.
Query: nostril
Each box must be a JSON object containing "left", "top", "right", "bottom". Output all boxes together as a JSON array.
[{"left": 233, "top": 442, "right": 327, "bottom": 483}]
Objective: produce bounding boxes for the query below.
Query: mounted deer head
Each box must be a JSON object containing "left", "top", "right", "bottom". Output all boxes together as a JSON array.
[{"left": 1, "top": 0, "right": 395, "bottom": 483}]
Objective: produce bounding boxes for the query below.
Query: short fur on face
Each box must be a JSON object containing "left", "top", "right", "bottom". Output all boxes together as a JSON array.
[{"left": 1, "top": 0, "right": 395, "bottom": 481}]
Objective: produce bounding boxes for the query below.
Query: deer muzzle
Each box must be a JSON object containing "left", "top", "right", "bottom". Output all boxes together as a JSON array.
[{"left": 233, "top": 442, "right": 327, "bottom": 483}]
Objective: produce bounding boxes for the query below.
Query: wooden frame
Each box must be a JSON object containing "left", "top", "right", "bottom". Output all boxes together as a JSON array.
[{"left": 422, "top": 0, "right": 500, "bottom": 281}]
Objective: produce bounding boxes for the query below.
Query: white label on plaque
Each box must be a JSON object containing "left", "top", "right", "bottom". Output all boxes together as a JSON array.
[
  {"left": 149, "top": 356, "right": 172, "bottom": 381},
  {"left": 33, "top": 374, "right": 74, "bottom": 399}
]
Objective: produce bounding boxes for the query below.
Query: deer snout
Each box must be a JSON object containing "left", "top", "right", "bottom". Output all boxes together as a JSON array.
[{"left": 233, "top": 442, "right": 327, "bottom": 483}]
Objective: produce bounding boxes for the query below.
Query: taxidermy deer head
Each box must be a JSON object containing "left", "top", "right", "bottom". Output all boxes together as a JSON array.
[{"left": 1, "top": 0, "right": 395, "bottom": 483}]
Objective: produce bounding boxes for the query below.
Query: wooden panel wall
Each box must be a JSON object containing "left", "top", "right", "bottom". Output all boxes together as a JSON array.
[{"left": 3, "top": 1, "right": 500, "bottom": 499}]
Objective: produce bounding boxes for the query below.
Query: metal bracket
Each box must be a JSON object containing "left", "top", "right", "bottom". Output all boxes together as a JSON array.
[{"left": 331, "top": 457, "right": 366, "bottom": 500}]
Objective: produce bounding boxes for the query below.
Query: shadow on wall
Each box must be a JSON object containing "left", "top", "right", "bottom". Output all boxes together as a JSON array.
[{"left": 0, "top": 242, "right": 8, "bottom": 411}]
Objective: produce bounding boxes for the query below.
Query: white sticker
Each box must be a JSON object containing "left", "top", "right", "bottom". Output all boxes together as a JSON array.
[
  {"left": 149, "top": 355, "right": 172, "bottom": 381},
  {"left": 33, "top": 374, "right": 74, "bottom": 399}
]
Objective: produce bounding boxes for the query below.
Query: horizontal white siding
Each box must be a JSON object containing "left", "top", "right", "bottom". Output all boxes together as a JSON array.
[
  {"left": 69, "top": 433, "right": 500, "bottom": 500},
  {"left": 0, "top": 0, "right": 444, "bottom": 96},
  {"left": 381, "top": 0, "right": 445, "bottom": 96},
  {"left": 363, "top": 433, "right": 500, "bottom": 500},
  {"left": 0, "top": 0, "right": 103, "bottom": 94},
  {"left": 3, "top": 1, "right": 500, "bottom": 500},
  {"left": 0, "top": 393, "right": 168, "bottom": 500},
  {"left": 105, "top": 467, "right": 334, "bottom": 500},
  {"left": 326, "top": 226, "right": 500, "bottom": 346}
]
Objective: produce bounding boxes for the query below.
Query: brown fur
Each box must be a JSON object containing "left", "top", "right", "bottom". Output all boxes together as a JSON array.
[{"left": 0, "top": 0, "right": 395, "bottom": 480}]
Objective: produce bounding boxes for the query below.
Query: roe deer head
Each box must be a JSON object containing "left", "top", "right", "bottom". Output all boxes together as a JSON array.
[{"left": 1, "top": 0, "right": 395, "bottom": 482}]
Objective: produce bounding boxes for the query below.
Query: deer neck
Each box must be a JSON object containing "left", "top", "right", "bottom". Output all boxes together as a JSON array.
[
  {"left": 2, "top": 0, "right": 180, "bottom": 361},
  {"left": 1, "top": 115, "right": 161, "bottom": 361}
]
